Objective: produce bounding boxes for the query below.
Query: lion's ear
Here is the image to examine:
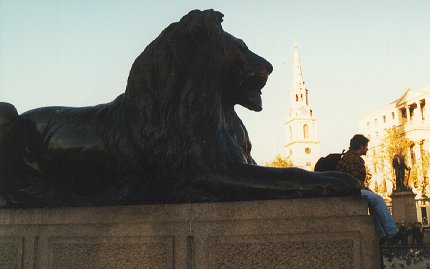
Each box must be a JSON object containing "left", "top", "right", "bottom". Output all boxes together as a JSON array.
[{"left": 183, "top": 9, "right": 224, "bottom": 43}]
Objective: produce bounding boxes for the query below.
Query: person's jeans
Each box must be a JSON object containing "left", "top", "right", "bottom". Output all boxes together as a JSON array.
[{"left": 361, "top": 189, "right": 398, "bottom": 239}]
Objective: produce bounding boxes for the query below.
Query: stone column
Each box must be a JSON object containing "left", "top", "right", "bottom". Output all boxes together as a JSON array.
[
  {"left": 406, "top": 105, "right": 411, "bottom": 123},
  {"left": 417, "top": 101, "right": 424, "bottom": 121}
]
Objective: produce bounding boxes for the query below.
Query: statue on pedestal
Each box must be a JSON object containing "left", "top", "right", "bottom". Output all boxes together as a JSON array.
[
  {"left": 0, "top": 9, "right": 361, "bottom": 208},
  {"left": 392, "top": 152, "right": 411, "bottom": 192}
]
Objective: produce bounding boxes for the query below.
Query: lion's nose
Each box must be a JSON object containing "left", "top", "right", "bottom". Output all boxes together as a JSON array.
[{"left": 266, "top": 62, "right": 273, "bottom": 74}]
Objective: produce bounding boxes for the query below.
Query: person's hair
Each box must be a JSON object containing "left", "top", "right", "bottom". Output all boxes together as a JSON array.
[{"left": 349, "top": 134, "right": 369, "bottom": 150}]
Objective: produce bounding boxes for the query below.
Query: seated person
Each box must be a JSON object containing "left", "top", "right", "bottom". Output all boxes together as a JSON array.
[{"left": 336, "top": 134, "right": 403, "bottom": 245}]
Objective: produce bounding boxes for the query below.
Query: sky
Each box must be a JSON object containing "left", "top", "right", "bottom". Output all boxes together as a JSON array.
[{"left": 1, "top": 0, "right": 429, "bottom": 164}]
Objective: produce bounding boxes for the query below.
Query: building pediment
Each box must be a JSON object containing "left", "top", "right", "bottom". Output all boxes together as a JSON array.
[{"left": 396, "top": 88, "right": 429, "bottom": 106}]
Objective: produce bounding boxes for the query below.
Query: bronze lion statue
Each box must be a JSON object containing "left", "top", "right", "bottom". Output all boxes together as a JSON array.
[{"left": 0, "top": 10, "right": 361, "bottom": 208}]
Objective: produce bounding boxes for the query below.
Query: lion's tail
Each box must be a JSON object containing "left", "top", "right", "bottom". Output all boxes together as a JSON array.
[
  {"left": 0, "top": 102, "right": 42, "bottom": 167},
  {"left": 0, "top": 102, "right": 39, "bottom": 172},
  {"left": 0, "top": 102, "right": 19, "bottom": 155},
  {"left": 0, "top": 102, "right": 19, "bottom": 125},
  {"left": 0, "top": 102, "right": 20, "bottom": 205},
  {"left": 0, "top": 102, "right": 48, "bottom": 207}
]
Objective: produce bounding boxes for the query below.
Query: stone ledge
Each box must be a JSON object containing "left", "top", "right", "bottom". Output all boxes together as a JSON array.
[{"left": 0, "top": 196, "right": 379, "bottom": 268}]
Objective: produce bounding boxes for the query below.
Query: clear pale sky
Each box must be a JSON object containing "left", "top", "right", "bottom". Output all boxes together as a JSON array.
[{"left": 1, "top": 0, "right": 429, "bottom": 164}]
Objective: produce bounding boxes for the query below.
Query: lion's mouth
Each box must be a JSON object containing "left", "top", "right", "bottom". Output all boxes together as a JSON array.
[{"left": 240, "top": 74, "right": 268, "bottom": 112}]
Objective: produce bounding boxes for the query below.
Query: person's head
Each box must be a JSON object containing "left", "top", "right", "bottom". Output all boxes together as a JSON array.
[{"left": 349, "top": 134, "right": 369, "bottom": 155}]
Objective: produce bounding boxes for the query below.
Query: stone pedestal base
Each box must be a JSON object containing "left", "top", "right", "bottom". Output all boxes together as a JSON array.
[
  {"left": 391, "top": 191, "right": 417, "bottom": 223},
  {"left": 0, "top": 196, "right": 379, "bottom": 268}
]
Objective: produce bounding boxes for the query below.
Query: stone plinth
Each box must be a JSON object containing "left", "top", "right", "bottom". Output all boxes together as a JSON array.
[
  {"left": 0, "top": 196, "right": 379, "bottom": 268},
  {"left": 391, "top": 191, "right": 418, "bottom": 223}
]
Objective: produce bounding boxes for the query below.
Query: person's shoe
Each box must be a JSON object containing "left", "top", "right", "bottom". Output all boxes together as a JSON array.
[{"left": 387, "top": 231, "right": 404, "bottom": 246}]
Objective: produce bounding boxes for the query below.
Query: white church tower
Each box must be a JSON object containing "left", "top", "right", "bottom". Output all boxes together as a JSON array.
[{"left": 285, "top": 43, "right": 321, "bottom": 171}]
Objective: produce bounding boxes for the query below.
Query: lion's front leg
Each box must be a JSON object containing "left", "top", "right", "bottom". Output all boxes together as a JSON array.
[{"left": 183, "top": 164, "right": 362, "bottom": 202}]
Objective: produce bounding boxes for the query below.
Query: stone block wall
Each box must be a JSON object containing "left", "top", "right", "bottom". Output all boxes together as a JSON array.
[{"left": 0, "top": 196, "right": 379, "bottom": 268}]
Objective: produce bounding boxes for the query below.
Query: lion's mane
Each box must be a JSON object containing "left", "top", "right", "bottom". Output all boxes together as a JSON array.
[{"left": 118, "top": 10, "right": 254, "bottom": 175}]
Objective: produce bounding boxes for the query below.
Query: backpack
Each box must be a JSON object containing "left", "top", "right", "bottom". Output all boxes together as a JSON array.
[{"left": 314, "top": 151, "right": 344, "bottom": 172}]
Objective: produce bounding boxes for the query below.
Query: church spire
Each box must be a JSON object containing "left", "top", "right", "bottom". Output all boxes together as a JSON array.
[
  {"left": 293, "top": 41, "right": 305, "bottom": 89},
  {"left": 290, "top": 42, "right": 309, "bottom": 109}
]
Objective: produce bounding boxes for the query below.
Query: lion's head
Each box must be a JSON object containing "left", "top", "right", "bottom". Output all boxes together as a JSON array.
[
  {"left": 121, "top": 9, "right": 273, "bottom": 173},
  {"left": 218, "top": 31, "right": 273, "bottom": 112}
]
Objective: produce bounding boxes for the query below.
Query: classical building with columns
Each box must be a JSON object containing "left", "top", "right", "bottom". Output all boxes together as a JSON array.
[
  {"left": 285, "top": 44, "right": 320, "bottom": 171},
  {"left": 359, "top": 87, "right": 430, "bottom": 198}
]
